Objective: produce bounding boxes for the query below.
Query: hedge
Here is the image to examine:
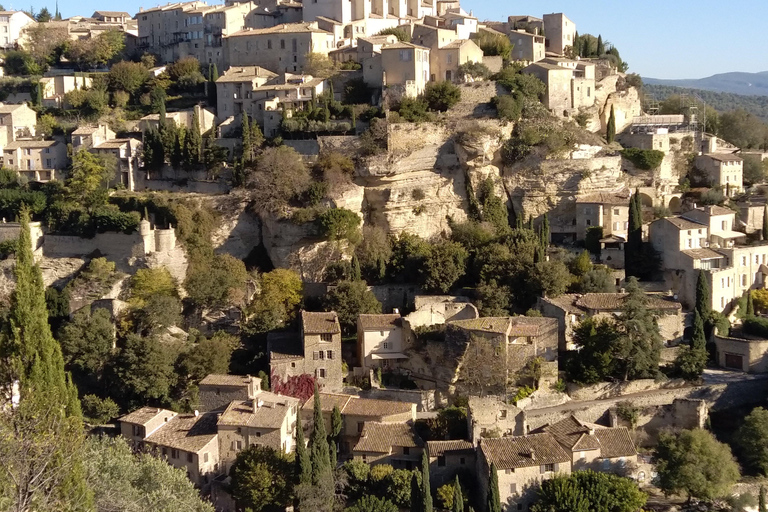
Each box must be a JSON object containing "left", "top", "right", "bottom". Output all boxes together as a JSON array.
[{"left": 620, "top": 148, "right": 665, "bottom": 170}]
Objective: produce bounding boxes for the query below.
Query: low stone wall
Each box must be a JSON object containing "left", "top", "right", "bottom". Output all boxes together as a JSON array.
[
  {"left": 566, "top": 378, "right": 689, "bottom": 401},
  {"left": 44, "top": 233, "right": 145, "bottom": 260},
  {"left": 283, "top": 139, "right": 320, "bottom": 156},
  {"left": 144, "top": 179, "right": 230, "bottom": 194},
  {"left": 360, "top": 387, "right": 435, "bottom": 412}
]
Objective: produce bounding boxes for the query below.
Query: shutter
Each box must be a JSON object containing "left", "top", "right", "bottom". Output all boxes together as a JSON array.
[
  {"left": 540, "top": 465, "right": 545, "bottom": 474},
  {"left": 313, "top": 351, "right": 318, "bottom": 360}
]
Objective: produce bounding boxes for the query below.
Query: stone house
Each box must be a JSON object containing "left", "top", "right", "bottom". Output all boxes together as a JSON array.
[
  {"left": 92, "top": 10, "right": 131, "bottom": 24},
  {"left": 508, "top": 29, "right": 545, "bottom": 63},
  {"left": 215, "top": 65, "right": 278, "bottom": 121},
  {"left": 90, "top": 138, "right": 143, "bottom": 191},
  {"left": 373, "top": 42, "right": 431, "bottom": 98},
  {"left": 223, "top": 23, "right": 335, "bottom": 73},
  {"left": 138, "top": 106, "right": 216, "bottom": 134},
  {"left": 477, "top": 434, "right": 572, "bottom": 512},
  {"left": 269, "top": 311, "right": 344, "bottom": 392},
  {"left": 694, "top": 153, "right": 743, "bottom": 196},
  {"left": 542, "top": 12, "right": 575, "bottom": 56},
  {"left": 300, "top": 392, "right": 416, "bottom": 456},
  {"left": 441, "top": 8, "right": 478, "bottom": 39},
  {"left": 119, "top": 406, "right": 178, "bottom": 450},
  {"left": 467, "top": 396, "right": 525, "bottom": 443},
  {"left": 39, "top": 75, "right": 93, "bottom": 109},
  {"left": 522, "top": 62, "right": 572, "bottom": 113},
  {"left": 431, "top": 38, "right": 483, "bottom": 82},
  {"left": 404, "top": 295, "right": 479, "bottom": 329},
  {"left": 71, "top": 124, "right": 116, "bottom": 150},
  {"left": 575, "top": 190, "right": 631, "bottom": 242},
  {"left": 4, "top": 140, "right": 68, "bottom": 182},
  {"left": 144, "top": 412, "right": 220, "bottom": 487},
  {"left": 0, "top": 10, "right": 35, "bottom": 49},
  {"left": 329, "top": 34, "right": 398, "bottom": 65},
  {"left": 216, "top": 392, "right": 300, "bottom": 472},
  {"left": 352, "top": 421, "right": 424, "bottom": 469},
  {"left": 507, "top": 15, "right": 544, "bottom": 35},
  {"left": 531, "top": 416, "right": 638, "bottom": 474},
  {"left": 426, "top": 439, "right": 476, "bottom": 489},
  {"left": 202, "top": 2, "right": 260, "bottom": 71},
  {"left": 0, "top": 103, "right": 37, "bottom": 153},
  {"left": 715, "top": 333, "right": 768, "bottom": 373},
  {"left": 649, "top": 206, "right": 768, "bottom": 312},
  {"left": 198, "top": 374, "right": 263, "bottom": 413},
  {"left": 135, "top": 1, "right": 211, "bottom": 64},
  {"left": 356, "top": 313, "right": 406, "bottom": 371}
]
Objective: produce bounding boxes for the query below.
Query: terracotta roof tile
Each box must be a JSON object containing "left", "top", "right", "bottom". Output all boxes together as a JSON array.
[
  {"left": 228, "top": 22, "right": 330, "bottom": 37},
  {"left": 119, "top": 406, "right": 176, "bottom": 426},
  {"left": 301, "top": 311, "right": 341, "bottom": 334},
  {"left": 145, "top": 412, "right": 218, "bottom": 453},
  {"left": 199, "top": 374, "right": 253, "bottom": 387},
  {"left": 681, "top": 248, "right": 725, "bottom": 261},
  {"left": 449, "top": 317, "right": 511, "bottom": 334},
  {"left": 479, "top": 433, "right": 570, "bottom": 470},
  {"left": 575, "top": 293, "right": 681, "bottom": 312},
  {"left": 534, "top": 416, "right": 600, "bottom": 451},
  {"left": 664, "top": 217, "right": 705, "bottom": 230},
  {"left": 354, "top": 422, "right": 423, "bottom": 453},
  {"left": 358, "top": 314, "right": 401, "bottom": 331},
  {"left": 509, "top": 317, "right": 556, "bottom": 337},
  {"left": 427, "top": 440, "right": 475, "bottom": 457},
  {"left": 592, "top": 428, "right": 636, "bottom": 459},
  {"left": 217, "top": 394, "right": 299, "bottom": 429},
  {"left": 576, "top": 190, "right": 631, "bottom": 205},
  {"left": 303, "top": 393, "right": 413, "bottom": 418}
]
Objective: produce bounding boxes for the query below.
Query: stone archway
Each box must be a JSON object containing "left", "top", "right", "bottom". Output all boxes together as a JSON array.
[
  {"left": 668, "top": 196, "right": 682, "bottom": 214},
  {"left": 639, "top": 193, "right": 654, "bottom": 208}
]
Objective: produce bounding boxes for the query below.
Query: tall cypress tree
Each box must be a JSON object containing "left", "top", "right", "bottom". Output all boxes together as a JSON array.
[
  {"left": 0, "top": 209, "right": 91, "bottom": 509},
  {"left": 539, "top": 214, "right": 550, "bottom": 249},
  {"left": 184, "top": 109, "right": 202, "bottom": 169},
  {"left": 410, "top": 472, "right": 423, "bottom": 512},
  {"left": 607, "top": 105, "right": 616, "bottom": 143},
  {"left": 596, "top": 34, "right": 604, "bottom": 56},
  {"left": 242, "top": 114, "right": 253, "bottom": 163},
  {"left": 695, "top": 269, "right": 710, "bottom": 321},
  {"left": 295, "top": 420, "right": 311, "bottom": 485},
  {"left": 762, "top": 205, "right": 768, "bottom": 241},
  {"left": 421, "top": 450, "right": 433, "bottom": 512},
  {"left": 309, "top": 385, "right": 332, "bottom": 485},
  {"left": 626, "top": 189, "right": 643, "bottom": 278},
  {"left": 452, "top": 475, "right": 464, "bottom": 512},
  {"left": 486, "top": 463, "right": 501, "bottom": 512},
  {"left": 747, "top": 291, "right": 756, "bottom": 317},
  {"left": 351, "top": 255, "right": 362, "bottom": 281}
]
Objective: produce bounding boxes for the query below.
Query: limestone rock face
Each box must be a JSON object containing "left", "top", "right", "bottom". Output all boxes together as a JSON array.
[{"left": 209, "top": 194, "right": 262, "bottom": 260}]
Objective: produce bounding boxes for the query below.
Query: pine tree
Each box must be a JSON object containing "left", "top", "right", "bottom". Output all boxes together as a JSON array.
[
  {"left": 596, "top": 34, "right": 604, "bottom": 56},
  {"left": 0, "top": 209, "right": 92, "bottom": 510},
  {"left": 411, "top": 472, "right": 423, "bottom": 512},
  {"left": 486, "top": 463, "right": 501, "bottom": 512},
  {"left": 309, "top": 385, "right": 332, "bottom": 485},
  {"left": 762, "top": 205, "right": 768, "bottom": 241},
  {"left": 421, "top": 450, "right": 433, "bottom": 512},
  {"left": 452, "top": 475, "right": 464, "bottom": 512},
  {"left": 747, "top": 291, "right": 756, "bottom": 317},
  {"left": 295, "top": 420, "right": 311, "bottom": 485},
  {"left": 695, "top": 269, "right": 711, "bottom": 321},
  {"left": 607, "top": 105, "right": 616, "bottom": 143}
]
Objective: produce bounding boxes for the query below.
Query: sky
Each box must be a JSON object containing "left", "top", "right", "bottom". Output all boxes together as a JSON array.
[{"left": 16, "top": 0, "right": 768, "bottom": 79}]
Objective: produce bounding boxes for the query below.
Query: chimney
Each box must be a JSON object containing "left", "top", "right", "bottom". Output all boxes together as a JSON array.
[
  {"left": 588, "top": 428, "right": 595, "bottom": 435},
  {"left": 252, "top": 398, "right": 264, "bottom": 412},
  {"left": 194, "top": 410, "right": 199, "bottom": 417},
  {"left": 529, "top": 448, "right": 535, "bottom": 461}
]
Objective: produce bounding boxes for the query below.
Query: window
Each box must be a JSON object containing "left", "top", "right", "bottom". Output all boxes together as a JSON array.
[
  {"left": 743, "top": 256, "right": 747, "bottom": 266},
  {"left": 510, "top": 483, "right": 517, "bottom": 494},
  {"left": 580, "top": 451, "right": 586, "bottom": 460},
  {"left": 505, "top": 468, "right": 514, "bottom": 474},
  {"left": 320, "top": 333, "right": 333, "bottom": 342},
  {"left": 318, "top": 368, "right": 326, "bottom": 378},
  {"left": 204, "top": 453, "right": 209, "bottom": 462},
  {"left": 236, "top": 441, "right": 242, "bottom": 450},
  {"left": 437, "top": 456, "right": 446, "bottom": 467},
  {"left": 460, "top": 457, "right": 466, "bottom": 465},
  {"left": 327, "top": 350, "right": 333, "bottom": 359},
  {"left": 319, "top": 350, "right": 325, "bottom": 360},
  {"left": 256, "top": 432, "right": 261, "bottom": 437},
  {"left": 614, "top": 208, "right": 620, "bottom": 215},
  {"left": 383, "top": 342, "right": 389, "bottom": 349},
  {"left": 403, "top": 447, "right": 410, "bottom": 455},
  {"left": 586, "top": 219, "right": 591, "bottom": 226},
  {"left": 722, "top": 220, "right": 727, "bottom": 230},
  {"left": 280, "top": 39, "right": 285, "bottom": 49},
  {"left": 743, "top": 274, "right": 747, "bottom": 286},
  {"left": 292, "top": 38, "right": 297, "bottom": 52},
  {"left": 543, "top": 463, "right": 555, "bottom": 472},
  {"left": 171, "top": 449, "right": 179, "bottom": 459},
  {"left": 187, "top": 452, "right": 193, "bottom": 463},
  {"left": 267, "top": 39, "right": 272, "bottom": 49}
]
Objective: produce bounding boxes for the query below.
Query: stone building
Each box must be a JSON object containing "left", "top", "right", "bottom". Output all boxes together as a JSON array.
[
  {"left": 352, "top": 421, "right": 424, "bottom": 469},
  {"left": 90, "top": 138, "right": 143, "bottom": 191},
  {"left": 39, "top": 74, "right": 93, "bottom": 109},
  {"left": 356, "top": 313, "right": 406, "bottom": 371},
  {"left": 138, "top": 106, "right": 216, "bottom": 133},
  {"left": 715, "top": 333, "right": 768, "bottom": 374},
  {"left": 269, "top": 311, "right": 344, "bottom": 391},
  {"left": 542, "top": 12, "right": 575, "bottom": 56},
  {"left": 198, "top": 374, "right": 263, "bottom": 412},
  {"left": 467, "top": 396, "right": 525, "bottom": 443},
  {"left": 71, "top": 124, "right": 116, "bottom": 150},
  {"left": 0, "top": 10, "right": 35, "bottom": 49},
  {"left": 431, "top": 38, "right": 483, "bottom": 82},
  {"left": 119, "top": 407, "right": 178, "bottom": 450},
  {"left": 380, "top": 42, "right": 431, "bottom": 98},
  {"left": 477, "top": 434, "right": 572, "bottom": 511},
  {"left": 575, "top": 189, "right": 631, "bottom": 242},
  {"left": 522, "top": 57, "right": 595, "bottom": 115},
  {"left": 694, "top": 153, "right": 743, "bottom": 196},
  {"left": 4, "top": 140, "right": 68, "bottom": 182},
  {"left": 0, "top": 103, "right": 37, "bottom": 154},
  {"left": 404, "top": 295, "right": 479, "bottom": 328},
  {"left": 426, "top": 439, "right": 475, "bottom": 489},
  {"left": 508, "top": 29, "right": 545, "bottom": 63}
]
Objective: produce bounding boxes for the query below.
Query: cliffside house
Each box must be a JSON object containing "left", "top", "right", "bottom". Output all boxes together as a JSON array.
[
  {"left": 522, "top": 57, "right": 595, "bottom": 115},
  {"left": 356, "top": 313, "right": 406, "bottom": 371},
  {"left": 426, "top": 439, "right": 476, "bottom": 489},
  {"left": 575, "top": 190, "right": 631, "bottom": 242},
  {"left": 301, "top": 392, "right": 416, "bottom": 457},
  {"left": 269, "top": 311, "right": 344, "bottom": 392},
  {"left": 71, "top": 124, "right": 116, "bottom": 150},
  {"left": 467, "top": 396, "right": 525, "bottom": 443},
  {"left": 364, "top": 41, "right": 431, "bottom": 99},
  {"left": 694, "top": 153, "right": 743, "bottom": 197},
  {"left": 90, "top": 138, "right": 143, "bottom": 191},
  {"left": 478, "top": 434, "right": 572, "bottom": 511},
  {"left": 352, "top": 421, "right": 424, "bottom": 469},
  {"left": 0, "top": 103, "right": 37, "bottom": 154},
  {"left": 405, "top": 295, "right": 479, "bottom": 329},
  {"left": 0, "top": 10, "right": 36, "bottom": 49},
  {"left": 119, "top": 407, "right": 178, "bottom": 450},
  {"left": 508, "top": 29, "right": 545, "bottom": 63},
  {"left": 4, "top": 140, "right": 68, "bottom": 182}
]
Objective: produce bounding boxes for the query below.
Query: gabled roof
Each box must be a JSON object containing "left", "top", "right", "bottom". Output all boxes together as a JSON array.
[
  {"left": 681, "top": 248, "right": 726, "bottom": 261},
  {"left": 703, "top": 153, "right": 742, "bottom": 163},
  {"left": 663, "top": 216, "right": 705, "bottom": 230},
  {"left": 119, "top": 406, "right": 176, "bottom": 426},
  {"left": 354, "top": 422, "right": 423, "bottom": 453},
  {"left": 532, "top": 416, "right": 636, "bottom": 459},
  {"left": 479, "top": 433, "right": 570, "bottom": 470},
  {"left": 5, "top": 140, "right": 61, "bottom": 149},
  {"left": 449, "top": 317, "right": 511, "bottom": 335},
  {"left": 228, "top": 22, "right": 330, "bottom": 37},
  {"left": 509, "top": 316, "right": 556, "bottom": 337},
  {"left": 93, "top": 138, "right": 137, "bottom": 150},
  {"left": 574, "top": 293, "right": 681, "bottom": 312},
  {"left": 303, "top": 392, "right": 414, "bottom": 418},
  {"left": 93, "top": 10, "right": 130, "bottom": 17},
  {"left": 301, "top": 311, "right": 341, "bottom": 334},
  {"left": 576, "top": 190, "right": 631, "bottom": 205},
  {"left": 358, "top": 314, "right": 401, "bottom": 331},
  {"left": 217, "top": 394, "right": 299, "bottom": 429},
  {"left": 382, "top": 41, "right": 430, "bottom": 51},
  {"left": 689, "top": 205, "right": 735, "bottom": 217},
  {"left": 145, "top": 412, "right": 218, "bottom": 453},
  {"left": 216, "top": 66, "right": 278, "bottom": 82},
  {"left": 0, "top": 103, "right": 28, "bottom": 114},
  {"left": 426, "top": 439, "right": 475, "bottom": 457},
  {"left": 199, "top": 374, "right": 253, "bottom": 387}
]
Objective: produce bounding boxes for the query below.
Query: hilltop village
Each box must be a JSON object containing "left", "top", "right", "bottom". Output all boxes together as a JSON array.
[{"left": 2, "top": 1, "right": 768, "bottom": 512}]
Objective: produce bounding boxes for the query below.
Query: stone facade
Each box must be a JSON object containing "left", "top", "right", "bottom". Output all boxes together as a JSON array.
[
  {"left": 542, "top": 12, "right": 575, "bottom": 56},
  {"left": 715, "top": 334, "right": 768, "bottom": 373},
  {"left": 4, "top": 140, "right": 68, "bottom": 182},
  {"left": 197, "top": 374, "right": 262, "bottom": 412}
]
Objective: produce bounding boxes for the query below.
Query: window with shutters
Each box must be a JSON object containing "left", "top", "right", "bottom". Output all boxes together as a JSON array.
[
  {"left": 313, "top": 351, "right": 319, "bottom": 360},
  {"left": 327, "top": 350, "right": 333, "bottom": 359},
  {"left": 542, "top": 463, "right": 555, "bottom": 473}
]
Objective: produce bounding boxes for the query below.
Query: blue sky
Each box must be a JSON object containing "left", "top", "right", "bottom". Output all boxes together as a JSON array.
[{"left": 17, "top": 0, "right": 768, "bottom": 79}]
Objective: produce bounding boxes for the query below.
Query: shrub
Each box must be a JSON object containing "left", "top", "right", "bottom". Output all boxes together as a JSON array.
[
  {"left": 472, "top": 30, "right": 512, "bottom": 59},
  {"left": 81, "top": 394, "right": 120, "bottom": 424},
  {"left": 317, "top": 208, "right": 361, "bottom": 242},
  {"left": 359, "top": 118, "right": 388, "bottom": 156},
  {"left": 620, "top": 148, "right": 665, "bottom": 170},
  {"left": 112, "top": 90, "right": 130, "bottom": 108},
  {"left": 492, "top": 94, "right": 522, "bottom": 121},
  {"left": 376, "top": 27, "right": 410, "bottom": 42},
  {"left": 393, "top": 96, "right": 430, "bottom": 122},
  {"left": 424, "top": 81, "right": 461, "bottom": 112},
  {"left": 458, "top": 61, "right": 491, "bottom": 80},
  {"left": 298, "top": 181, "right": 328, "bottom": 207},
  {"left": 743, "top": 316, "right": 768, "bottom": 338}
]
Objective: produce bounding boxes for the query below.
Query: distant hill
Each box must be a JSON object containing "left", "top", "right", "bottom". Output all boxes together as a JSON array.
[
  {"left": 643, "top": 71, "right": 768, "bottom": 97},
  {"left": 643, "top": 84, "right": 768, "bottom": 124}
]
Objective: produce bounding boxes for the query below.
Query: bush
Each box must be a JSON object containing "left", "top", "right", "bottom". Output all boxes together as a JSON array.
[
  {"left": 492, "top": 94, "right": 522, "bottom": 121},
  {"left": 375, "top": 27, "right": 410, "bottom": 42},
  {"left": 743, "top": 316, "right": 768, "bottom": 338},
  {"left": 620, "top": 148, "right": 666, "bottom": 170},
  {"left": 472, "top": 30, "right": 512, "bottom": 59},
  {"left": 81, "top": 394, "right": 120, "bottom": 424},
  {"left": 424, "top": 81, "right": 461, "bottom": 112},
  {"left": 458, "top": 61, "right": 491, "bottom": 80},
  {"left": 317, "top": 208, "right": 361, "bottom": 242},
  {"left": 393, "top": 96, "right": 430, "bottom": 122}
]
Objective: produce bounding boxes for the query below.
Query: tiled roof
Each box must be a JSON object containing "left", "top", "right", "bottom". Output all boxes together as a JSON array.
[
  {"left": 71, "top": 125, "right": 101, "bottom": 135},
  {"left": 217, "top": 394, "right": 299, "bottom": 429},
  {"left": 427, "top": 440, "right": 475, "bottom": 457},
  {"left": 303, "top": 393, "right": 413, "bottom": 418},
  {"left": 704, "top": 153, "right": 742, "bottom": 162},
  {"left": 119, "top": 406, "right": 176, "bottom": 426},
  {"left": 576, "top": 190, "right": 631, "bottom": 205},
  {"left": 301, "top": 311, "right": 341, "bottom": 334},
  {"left": 681, "top": 248, "right": 725, "bottom": 261},
  {"left": 0, "top": 104, "right": 26, "bottom": 114},
  {"left": 358, "top": 314, "right": 401, "bottom": 331},
  {"left": 302, "top": 392, "right": 353, "bottom": 413},
  {"left": 540, "top": 294, "right": 580, "bottom": 312},
  {"left": 441, "top": 39, "right": 471, "bottom": 49},
  {"left": 479, "top": 433, "right": 570, "bottom": 470},
  {"left": 449, "top": 317, "right": 511, "bottom": 334},
  {"left": 199, "top": 374, "right": 253, "bottom": 387},
  {"left": 145, "top": 412, "right": 218, "bottom": 453},
  {"left": 5, "top": 140, "right": 60, "bottom": 149},
  {"left": 93, "top": 139, "right": 135, "bottom": 149},
  {"left": 228, "top": 22, "right": 330, "bottom": 37},
  {"left": 575, "top": 293, "right": 681, "bottom": 312},
  {"left": 509, "top": 316, "right": 556, "bottom": 337},
  {"left": 693, "top": 205, "right": 735, "bottom": 216},
  {"left": 216, "top": 66, "right": 278, "bottom": 82},
  {"left": 382, "top": 41, "right": 430, "bottom": 50},
  {"left": 592, "top": 428, "right": 636, "bottom": 459},
  {"left": 664, "top": 217, "right": 705, "bottom": 230},
  {"left": 93, "top": 10, "right": 130, "bottom": 16},
  {"left": 534, "top": 416, "right": 600, "bottom": 451},
  {"left": 354, "top": 422, "right": 423, "bottom": 453}
]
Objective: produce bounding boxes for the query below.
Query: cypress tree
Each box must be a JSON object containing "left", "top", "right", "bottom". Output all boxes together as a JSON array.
[
  {"left": 539, "top": 214, "right": 550, "bottom": 249},
  {"left": 626, "top": 189, "right": 643, "bottom": 278},
  {"left": 747, "top": 291, "right": 755, "bottom": 317},
  {"left": 676, "top": 308, "right": 708, "bottom": 380},
  {"left": 596, "top": 34, "right": 604, "bottom": 56},
  {"left": 328, "top": 438, "right": 337, "bottom": 469},
  {"left": 159, "top": 97, "right": 167, "bottom": 128},
  {"left": 607, "top": 105, "right": 616, "bottom": 143},
  {"left": 295, "top": 420, "right": 311, "bottom": 485},
  {"left": 351, "top": 255, "right": 362, "bottom": 281},
  {"left": 421, "top": 450, "right": 433, "bottom": 512},
  {"left": 762, "top": 205, "right": 768, "bottom": 241},
  {"left": 309, "top": 385, "right": 332, "bottom": 485},
  {"left": 0, "top": 209, "right": 92, "bottom": 509},
  {"left": 695, "top": 269, "right": 710, "bottom": 321},
  {"left": 410, "top": 472, "right": 423, "bottom": 512},
  {"left": 171, "top": 128, "right": 184, "bottom": 169},
  {"left": 573, "top": 31, "right": 580, "bottom": 56},
  {"left": 487, "top": 463, "right": 501, "bottom": 512},
  {"left": 184, "top": 109, "right": 202, "bottom": 168},
  {"left": 330, "top": 403, "right": 342, "bottom": 441},
  {"left": 242, "top": 114, "right": 253, "bottom": 163},
  {"left": 760, "top": 485, "right": 767, "bottom": 512},
  {"left": 452, "top": 475, "right": 464, "bottom": 512}
]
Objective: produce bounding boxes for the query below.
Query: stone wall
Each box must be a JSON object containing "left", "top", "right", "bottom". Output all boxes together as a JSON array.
[
  {"left": 283, "top": 139, "right": 320, "bottom": 156},
  {"left": 144, "top": 179, "right": 230, "bottom": 194},
  {"left": 360, "top": 387, "right": 434, "bottom": 412},
  {"left": 566, "top": 378, "right": 689, "bottom": 401},
  {"left": 44, "top": 233, "right": 146, "bottom": 262}
]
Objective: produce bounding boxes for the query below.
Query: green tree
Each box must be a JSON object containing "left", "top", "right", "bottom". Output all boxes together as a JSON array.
[
  {"left": 531, "top": 470, "right": 646, "bottom": 512},
  {"left": 421, "top": 450, "right": 433, "bottom": 512},
  {"left": 674, "top": 309, "right": 708, "bottom": 380},
  {"left": 614, "top": 277, "right": 662, "bottom": 381},
  {"left": 566, "top": 317, "right": 619, "bottom": 384},
  {"left": 596, "top": 34, "right": 605, "bottom": 56},
  {"left": 654, "top": 428, "right": 740, "bottom": 502},
  {"left": 246, "top": 268, "right": 303, "bottom": 333},
  {"left": 229, "top": 445, "right": 293, "bottom": 512},
  {"left": 322, "top": 280, "right": 382, "bottom": 335},
  {"left": 422, "top": 240, "right": 468, "bottom": 294},
  {"left": 331, "top": 404, "right": 342, "bottom": 442},
  {"left": 184, "top": 253, "right": 249, "bottom": 309},
  {"left": 129, "top": 267, "right": 178, "bottom": 308},
  {"left": 58, "top": 307, "right": 115, "bottom": 390},
  {"left": 177, "top": 331, "right": 237, "bottom": 383},
  {"left": 695, "top": 270, "right": 711, "bottom": 322},
  {"left": 748, "top": 290, "right": 756, "bottom": 316},
  {"left": 376, "top": 27, "right": 410, "bottom": 42},
  {"left": 625, "top": 189, "right": 643, "bottom": 278},
  {"left": 763, "top": 205, "right": 768, "bottom": 241},
  {"left": 607, "top": 104, "right": 616, "bottom": 143},
  {"left": 736, "top": 407, "right": 768, "bottom": 475},
  {"left": 424, "top": 81, "right": 461, "bottom": 111},
  {"left": 246, "top": 145, "right": 311, "bottom": 211},
  {"left": 80, "top": 394, "right": 120, "bottom": 424},
  {"left": 318, "top": 208, "right": 362, "bottom": 242},
  {"left": 452, "top": 475, "right": 464, "bottom": 512},
  {"left": 183, "top": 109, "right": 202, "bottom": 170},
  {"left": 487, "top": 462, "right": 501, "bottom": 512},
  {"left": 0, "top": 209, "right": 92, "bottom": 511},
  {"left": 346, "top": 495, "right": 398, "bottom": 512},
  {"left": 108, "top": 60, "right": 150, "bottom": 96},
  {"left": 68, "top": 149, "right": 115, "bottom": 210},
  {"left": 296, "top": 422, "right": 312, "bottom": 484},
  {"left": 411, "top": 471, "right": 423, "bottom": 512},
  {"left": 473, "top": 30, "right": 512, "bottom": 59},
  {"left": 477, "top": 178, "right": 509, "bottom": 233},
  {"left": 304, "top": 386, "right": 334, "bottom": 510},
  {"left": 111, "top": 334, "right": 180, "bottom": 405}
]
